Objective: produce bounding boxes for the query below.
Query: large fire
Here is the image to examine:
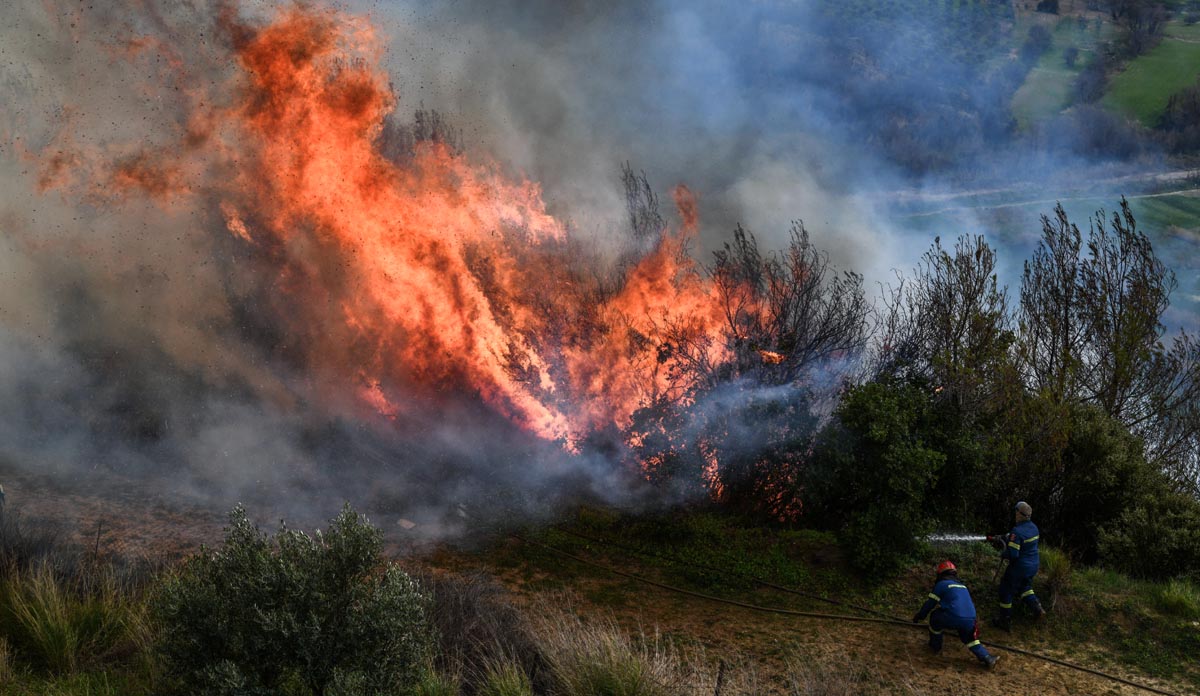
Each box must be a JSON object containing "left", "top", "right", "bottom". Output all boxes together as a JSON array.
[{"left": 47, "top": 5, "right": 732, "bottom": 448}]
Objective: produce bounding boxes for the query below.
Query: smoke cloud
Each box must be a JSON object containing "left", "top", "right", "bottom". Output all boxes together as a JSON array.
[{"left": 1, "top": 0, "right": 1195, "bottom": 535}]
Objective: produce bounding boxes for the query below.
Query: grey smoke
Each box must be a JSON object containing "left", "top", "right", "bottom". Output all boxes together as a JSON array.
[{"left": 1, "top": 0, "right": 1195, "bottom": 534}]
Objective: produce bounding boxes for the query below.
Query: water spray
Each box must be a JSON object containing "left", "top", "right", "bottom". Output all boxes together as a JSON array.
[{"left": 924, "top": 533, "right": 989, "bottom": 543}]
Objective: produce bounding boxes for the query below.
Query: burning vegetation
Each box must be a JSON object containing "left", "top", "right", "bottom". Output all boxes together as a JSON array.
[
  {"left": 27, "top": 2, "right": 870, "bottom": 515},
  {"left": 6, "top": 2, "right": 1200, "bottom": 693},
  {"left": 9, "top": 1, "right": 1200, "bottom": 569}
]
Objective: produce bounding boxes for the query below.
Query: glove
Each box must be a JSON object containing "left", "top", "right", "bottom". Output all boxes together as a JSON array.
[{"left": 912, "top": 613, "right": 923, "bottom": 624}]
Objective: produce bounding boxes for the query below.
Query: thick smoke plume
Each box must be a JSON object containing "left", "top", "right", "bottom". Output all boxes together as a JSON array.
[
  {"left": 4, "top": 0, "right": 1194, "bottom": 534},
  {"left": 1, "top": 0, "right": 834, "bottom": 530}
]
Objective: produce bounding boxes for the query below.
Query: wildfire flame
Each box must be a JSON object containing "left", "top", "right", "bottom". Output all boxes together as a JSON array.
[
  {"left": 50, "top": 4, "right": 733, "bottom": 447},
  {"left": 757, "top": 349, "right": 786, "bottom": 365}
]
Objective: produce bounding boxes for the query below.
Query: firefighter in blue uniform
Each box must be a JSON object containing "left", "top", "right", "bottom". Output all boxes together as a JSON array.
[
  {"left": 912, "top": 560, "right": 999, "bottom": 668},
  {"left": 993, "top": 500, "right": 1045, "bottom": 631}
]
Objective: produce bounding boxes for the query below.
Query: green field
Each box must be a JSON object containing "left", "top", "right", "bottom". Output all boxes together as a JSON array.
[
  {"left": 1105, "top": 22, "right": 1200, "bottom": 126},
  {"left": 1012, "top": 17, "right": 1113, "bottom": 128}
]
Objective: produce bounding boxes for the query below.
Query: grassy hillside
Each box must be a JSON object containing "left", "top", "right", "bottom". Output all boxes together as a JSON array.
[
  {"left": 1105, "top": 21, "right": 1200, "bottom": 126},
  {"left": 1012, "top": 16, "right": 1113, "bottom": 127},
  {"left": 2, "top": 496, "right": 1199, "bottom": 694},
  {"left": 460, "top": 508, "right": 1200, "bottom": 693}
]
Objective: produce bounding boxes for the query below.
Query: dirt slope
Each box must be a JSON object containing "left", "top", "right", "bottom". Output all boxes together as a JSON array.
[
  {"left": 0, "top": 464, "right": 1184, "bottom": 695},
  {"left": 429, "top": 539, "right": 1185, "bottom": 696}
]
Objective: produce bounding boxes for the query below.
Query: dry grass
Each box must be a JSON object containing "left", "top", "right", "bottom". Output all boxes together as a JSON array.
[
  {"left": 419, "top": 572, "right": 549, "bottom": 694},
  {"left": 536, "top": 614, "right": 676, "bottom": 696},
  {"left": 478, "top": 658, "right": 534, "bottom": 696},
  {"left": 784, "top": 655, "right": 929, "bottom": 696},
  {"left": 533, "top": 610, "right": 758, "bottom": 696},
  {"left": 0, "top": 636, "right": 13, "bottom": 684}
]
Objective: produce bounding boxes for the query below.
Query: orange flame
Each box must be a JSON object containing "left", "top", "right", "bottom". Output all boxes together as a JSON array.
[
  {"left": 757, "top": 349, "right": 786, "bottom": 365},
  {"left": 51, "top": 3, "right": 737, "bottom": 448}
]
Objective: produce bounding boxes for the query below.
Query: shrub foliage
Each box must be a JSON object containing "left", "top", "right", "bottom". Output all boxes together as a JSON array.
[{"left": 153, "top": 504, "right": 428, "bottom": 696}]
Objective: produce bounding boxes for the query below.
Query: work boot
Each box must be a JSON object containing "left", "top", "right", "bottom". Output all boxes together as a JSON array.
[
  {"left": 928, "top": 642, "right": 942, "bottom": 655},
  {"left": 1031, "top": 600, "right": 1046, "bottom": 622},
  {"left": 981, "top": 654, "right": 999, "bottom": 669},
  {"left": 990, "top": 616, "right": 1011, "bottom": 632}
]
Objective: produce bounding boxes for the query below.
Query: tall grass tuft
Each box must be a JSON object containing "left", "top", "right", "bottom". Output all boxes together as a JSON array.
[
  {"left": 0, "top": 636, "right": 12, "bottom": 684},
  {"left": 1156, "top": 579, "right": 1200, "bottom": 619},
  {"left": 419, "top": 572, "right": 547, "bottom": 693},
  {"left": 0, "top": 563, "right": 139, "bottom": 674},
  {"left": 478, "top": 658, "right": 534, "bottom": 696},
  {"left": 413, "top": 667, "right": 460, "bottom": 696},
  {"left": 1039, "top": 545, "right": 1072, "bottom": 609},
  {"left": 536, "top": 613, "right": 679, "bottom": 696}
]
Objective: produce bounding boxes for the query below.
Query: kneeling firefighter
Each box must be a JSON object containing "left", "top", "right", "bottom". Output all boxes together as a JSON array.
[
  {"left": 992, "top": 500, "right": 1045, "bottom": 631},
  {"left": 912, "top": 560, "right": 999, "bottom": 669}
]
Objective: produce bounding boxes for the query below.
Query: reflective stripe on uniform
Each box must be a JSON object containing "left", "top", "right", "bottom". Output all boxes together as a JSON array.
[
  {"left": 929, "top": 627, "right": 943, "bottom": 635},
  {"left": 1024, "top": 535, "right": 1038, "bottom": 543},
  {"left": 1008, "top": 542, "right": 1021, "bottom": 550},
  {"left": 1021, "top": 589, "right": 1036, "bottom": 598},
  {"left": 928, "top": 593, "right": 940, "bottom": 601},
  {"left": 998, "top": 602, "right": 1012, "bottom": 609},
  {"left": 966, "top": 640, "right": 981, "bottom": 648},
  {"left": 947, "top": 584, "right": 967, "bottom": 590}
]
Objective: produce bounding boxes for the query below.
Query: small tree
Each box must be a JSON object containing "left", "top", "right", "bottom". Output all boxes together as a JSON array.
[
  {"left": 1063, "top": 45, "right": 1080, "bottom": 68},
  {"left": 154, "top": 505, "right": 429, "bottom": 696}
]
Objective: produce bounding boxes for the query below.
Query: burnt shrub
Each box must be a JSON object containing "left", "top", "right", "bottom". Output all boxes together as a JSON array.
[{"left": 153, "top": 504, "right": 429, "bottom": 696}]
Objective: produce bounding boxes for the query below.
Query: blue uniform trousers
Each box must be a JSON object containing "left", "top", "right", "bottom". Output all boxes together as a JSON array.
[
  {"left": 998, "top": 564, "right": 1039, "bottom": 620},
  {"left": 928, "top": 611, "right": 991, "bottom": 662}
]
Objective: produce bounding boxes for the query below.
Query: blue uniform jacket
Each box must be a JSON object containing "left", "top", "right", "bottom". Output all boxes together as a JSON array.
[
  {"left": 915, "top": 577, "right": 977, "bottom": 622},
  {"left": 1003, "top": 519, "right": 1040, "bottom": 575}
]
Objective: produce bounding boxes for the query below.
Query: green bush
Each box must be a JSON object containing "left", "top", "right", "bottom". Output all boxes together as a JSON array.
[
  {"left": 808, "top": 380, "right": 943, "bottom": 575},
  {"left": 153, "top": 504, "right": 429, "bottom": 696},
  {"left": 1046, "top": 405, "right": 1159, "bottom": 563},
  {"left": 1099, "top": 489, "right": 1200, "bottom": 581}
]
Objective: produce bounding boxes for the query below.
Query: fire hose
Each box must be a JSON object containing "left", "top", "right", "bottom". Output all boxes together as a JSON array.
[{"left": 510, "top": 532, "right": 1182, "bottom": 696}]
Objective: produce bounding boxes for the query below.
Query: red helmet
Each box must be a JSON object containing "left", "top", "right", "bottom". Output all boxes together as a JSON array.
[{"left": 936, "top": 560, "right": 957, "bottom": 575}]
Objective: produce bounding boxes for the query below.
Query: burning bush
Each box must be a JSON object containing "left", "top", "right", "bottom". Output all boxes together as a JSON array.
[{"left": 152, "top": 504, "right": 429, "bottom": 696}]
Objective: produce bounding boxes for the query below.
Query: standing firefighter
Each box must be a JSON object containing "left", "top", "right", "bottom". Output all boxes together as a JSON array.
[
  {"left": 912, "top": 560, "right": 999, "bottom": 669},
  {"left": 993, "top": 501, "right": 1045, "bottom": 631}
]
